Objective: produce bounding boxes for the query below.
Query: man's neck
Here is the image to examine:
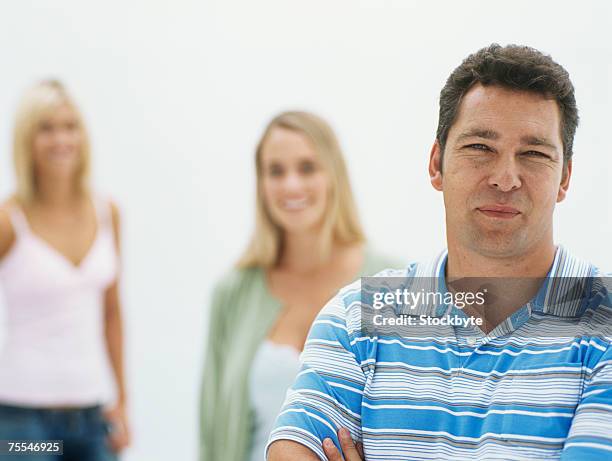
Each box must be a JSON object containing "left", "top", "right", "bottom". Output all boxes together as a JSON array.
[
  {"left": 445, "top": 241, "right": 557, "bottom": 333},
  {"left": 446, "top": 242, "right": 557, "bottom": 280}
]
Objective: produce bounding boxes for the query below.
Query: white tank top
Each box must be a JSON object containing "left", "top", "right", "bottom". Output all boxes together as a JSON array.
[
  {"left": 248, "top": 340, "right": 301, "bottom": 461},
  {"left": 0, "top": 197, "right": 118, "bottom": 407}
]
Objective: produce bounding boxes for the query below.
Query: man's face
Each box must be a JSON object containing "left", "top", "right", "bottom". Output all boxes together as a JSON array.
[{"left": 429, "top": 83, "right": 571, "bottom": 258}]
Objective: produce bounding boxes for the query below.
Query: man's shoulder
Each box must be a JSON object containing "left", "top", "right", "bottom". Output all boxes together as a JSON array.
[
  {"left": 319, "top": 263, "right": 421, "bottom": 328},
  {"left": 567, "top": 253, "right": 612, "bottom": 317},
  {"left": 580, "top": 269, "right": 612, "bottom": 336},
  {"left": 339, "top": 264, "right": 419, "bottom": 300}
]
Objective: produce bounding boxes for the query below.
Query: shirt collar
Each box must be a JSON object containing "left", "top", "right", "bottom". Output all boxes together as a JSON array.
[
  {"left": 418, "top": 245, "right": 596, "bottom": 319},
  {"left": 531, "top": 245, "right": 596, "bottom": 317}
]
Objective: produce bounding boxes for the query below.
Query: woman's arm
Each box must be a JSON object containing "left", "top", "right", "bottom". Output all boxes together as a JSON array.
[
  {"left": 0, "top": 204, "right": 16, "bottom": 261},
  {"left": 103, "top": 202, "right": 130, "bottom": 452}
]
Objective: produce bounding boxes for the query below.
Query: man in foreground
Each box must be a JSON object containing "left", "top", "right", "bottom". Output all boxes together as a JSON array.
[{"left": 266, "top": 44, "right": 611, "bottom": 460}]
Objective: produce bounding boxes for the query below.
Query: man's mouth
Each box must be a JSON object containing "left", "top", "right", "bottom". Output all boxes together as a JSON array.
[{"left": 476, "top": 205, "right": 521, "bottom": 219}]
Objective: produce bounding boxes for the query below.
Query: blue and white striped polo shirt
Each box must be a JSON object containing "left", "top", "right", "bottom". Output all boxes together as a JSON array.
[{"left": 266, "top": 246, "right": 612, "bottom": 460}]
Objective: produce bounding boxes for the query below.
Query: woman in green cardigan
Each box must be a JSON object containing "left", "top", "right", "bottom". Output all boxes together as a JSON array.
[{"left": 199, "top": 111, "right": 398, "bottom": 461}]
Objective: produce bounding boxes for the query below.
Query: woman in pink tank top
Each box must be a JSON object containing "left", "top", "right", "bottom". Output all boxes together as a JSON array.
[{"left": 0, "top": 81, "right": 130, "bottom": 460}]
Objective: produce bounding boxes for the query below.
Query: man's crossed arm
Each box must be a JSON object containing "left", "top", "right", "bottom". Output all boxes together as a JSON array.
[{"left": 268, "top": 428, "right": 364, "bottom": 461}]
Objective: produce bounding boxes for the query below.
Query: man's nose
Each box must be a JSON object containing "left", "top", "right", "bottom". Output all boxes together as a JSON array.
[{"left": 488, "top": 154, "right": 522, "bottom": 192}]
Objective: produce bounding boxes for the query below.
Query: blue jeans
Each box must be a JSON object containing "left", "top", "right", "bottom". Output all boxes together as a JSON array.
[{"left": 0, "top": 403, "right": 117, "bottom": 461}]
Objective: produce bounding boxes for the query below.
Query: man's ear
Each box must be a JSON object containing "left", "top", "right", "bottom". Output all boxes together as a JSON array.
[
  {"left": 429, "top": 140, "right": 443, "bottom": 191},
  {"left": 557, "top": 159, "right": 572, "bottom": 203}
]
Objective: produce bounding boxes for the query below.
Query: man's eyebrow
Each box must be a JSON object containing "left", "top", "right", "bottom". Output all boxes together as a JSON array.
[
  {"left": 520, "top": 135, "right": 559, "bottom": 151},
  {"left": 455, "top": 128, "right": 499, "bottom": 143},
  {"left": 455, "top": 129, "right": 560, "bottom": 152}
]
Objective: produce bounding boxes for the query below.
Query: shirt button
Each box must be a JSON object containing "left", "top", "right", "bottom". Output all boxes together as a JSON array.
[{"left": 466, "top": 337, "right": 477, "bottom": 347}]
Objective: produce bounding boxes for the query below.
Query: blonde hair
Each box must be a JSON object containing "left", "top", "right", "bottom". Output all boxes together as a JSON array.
[
  {"left": 13, "top": 80, "right": 91, "bottom": 204},
  {"left": 237, "top": 111, "right": 365, "bottom": 268}
]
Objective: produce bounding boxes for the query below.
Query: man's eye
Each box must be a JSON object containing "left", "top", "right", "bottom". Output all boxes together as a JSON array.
[
  {"left": 522, "top": 151, "right": 549, "bottom": 159},
  {"left": 466, "top": 144, "right": 490, "bottom": 151}
]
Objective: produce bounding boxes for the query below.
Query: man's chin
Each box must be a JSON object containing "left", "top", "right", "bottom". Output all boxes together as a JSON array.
[{"left": 467, "top": 232, "right": 527, "bottom": 258}]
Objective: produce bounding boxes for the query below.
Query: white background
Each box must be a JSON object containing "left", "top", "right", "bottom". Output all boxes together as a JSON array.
[{"left": 0, "top": 1, "right": 610, "bottom": 460}]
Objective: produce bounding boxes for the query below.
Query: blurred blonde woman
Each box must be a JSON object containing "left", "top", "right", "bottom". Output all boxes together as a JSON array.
[
  {"left": 199, "top": 111, "right": 398, "bottom": 461},
  {"left": 0, "top": 81, "right": 130, "bottom": 460}
]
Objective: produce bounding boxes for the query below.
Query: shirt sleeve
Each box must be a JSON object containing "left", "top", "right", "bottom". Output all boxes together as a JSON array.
[
  {"left": 265, "top": 283, "right": 367, "bottom": 460},
  {"left": 560, "top": 340, "right": 612, "bottom": 460}
]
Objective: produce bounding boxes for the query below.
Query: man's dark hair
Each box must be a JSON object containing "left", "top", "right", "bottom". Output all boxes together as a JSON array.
[{"left": 436, "top": 44, "right": 578, "bottom": 169}]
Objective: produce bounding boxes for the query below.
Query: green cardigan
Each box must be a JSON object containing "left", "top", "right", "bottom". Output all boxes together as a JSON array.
[{"left": 199, "top": 248, "right": 400, "bottom": 461}]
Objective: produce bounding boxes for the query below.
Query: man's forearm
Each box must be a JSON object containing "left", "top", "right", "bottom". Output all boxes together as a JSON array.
[{"left": 267, "top": 440, "right": 320, "bottom": 461}]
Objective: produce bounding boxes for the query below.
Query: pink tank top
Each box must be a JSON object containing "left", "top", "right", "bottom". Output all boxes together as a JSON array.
[{"left": 0, "top": 197, "right": 118, "bottom": 407}]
